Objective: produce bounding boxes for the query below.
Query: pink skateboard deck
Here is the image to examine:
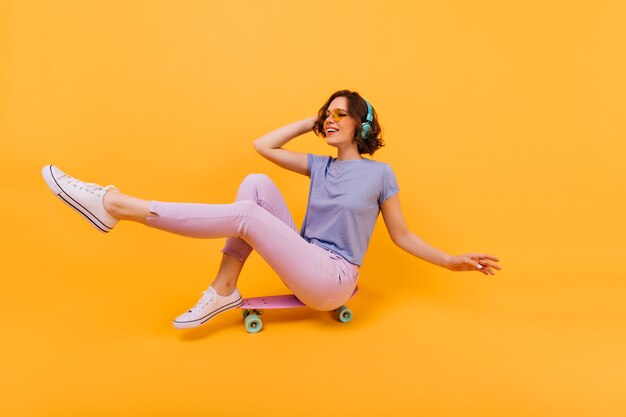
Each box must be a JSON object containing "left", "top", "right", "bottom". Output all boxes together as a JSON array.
[
  {"left": 240, "top": 294, "right": 306, "bottom": 310},
  {"left": 239, "top": 286, "right": 359, "bottom": 333}
]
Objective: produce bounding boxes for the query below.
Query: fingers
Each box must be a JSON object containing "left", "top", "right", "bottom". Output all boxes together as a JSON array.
[
  {"left": 463, "top": 257, "right": 484, "bottom": 271},
  {"left": 464, "top": 253, "right": 502, "bottom": 271},
  {"left": 466, "top": 253, "right": 500, "bottom": 262},
  {"left": 478, "top": 259, "right": 502, "bottom": 271},
  {"left": 484, "top": 254, "right": 500, "bottom": 262},
  {"left": 464, "top": 257, "right": 498, "bottom": 276},
  {"left": 475, "top": 263, "right": 495, "bottom": 276},
  {"left": 475, "top": 264, "right": 492, "bottom": 275},
  {"left": 458, "top": 254, "right": 501, "bottom": 276},
  {"left": 481, "top": 266, "right": 496, "bottom": 275}
]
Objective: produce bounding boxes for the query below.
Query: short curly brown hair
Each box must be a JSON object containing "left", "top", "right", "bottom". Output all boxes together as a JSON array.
[{"left": 313, "top": 90, "right": 384, "bottom": 155}]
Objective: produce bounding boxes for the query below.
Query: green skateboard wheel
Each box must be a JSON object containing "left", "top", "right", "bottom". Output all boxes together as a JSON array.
[
  {"left": 244, "top": 314, "right": 263, "bottom": 333},
  {"left": 335, "top": 305, "right": 353, "bottom": 323}
]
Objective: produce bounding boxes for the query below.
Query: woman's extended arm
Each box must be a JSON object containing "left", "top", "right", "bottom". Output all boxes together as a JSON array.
[
  {"left": 253, "top": 116, "right": 317, "bottom": 176},
  {"left": 380, "top": 193, "right": 501, "bottom": 275}
]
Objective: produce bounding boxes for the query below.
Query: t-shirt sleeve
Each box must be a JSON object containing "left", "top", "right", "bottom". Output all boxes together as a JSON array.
[
  {"left": 307, "top": 153, "right": 329, "bottom": 177},
  {"left": 378, "top": 164, "right": 400, "bottom": 205}
]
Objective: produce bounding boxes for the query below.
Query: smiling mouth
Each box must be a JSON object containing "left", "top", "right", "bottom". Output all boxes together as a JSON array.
[{"left": 326, "top": 128, "right": 338, "bottom": 136}]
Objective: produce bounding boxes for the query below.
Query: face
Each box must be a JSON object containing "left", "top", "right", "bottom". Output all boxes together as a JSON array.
[{"left": 322, "top": 97, "right": 359, "bottom": 148}]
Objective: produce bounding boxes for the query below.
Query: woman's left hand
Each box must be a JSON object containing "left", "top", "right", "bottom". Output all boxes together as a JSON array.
[{"left": 445, "top": 253, "right": 502, "bottom": 276}]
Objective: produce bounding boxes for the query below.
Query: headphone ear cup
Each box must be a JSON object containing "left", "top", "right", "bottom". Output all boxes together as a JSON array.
[
  {"left": 361, "top": 98, "right": 374, "bottom": 139},
  {"left": 361, "top": 122, "right": 371, "bottom": 139}
]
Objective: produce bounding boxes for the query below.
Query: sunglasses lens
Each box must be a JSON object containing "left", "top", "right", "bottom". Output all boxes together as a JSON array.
[
  {"left": 324, "top": 109, "right": 347, "bottom": 123},
  {"left": 331, "top": 109, "right": 346, "bottom": 122}
]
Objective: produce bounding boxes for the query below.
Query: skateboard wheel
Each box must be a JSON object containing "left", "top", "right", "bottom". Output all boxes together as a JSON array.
[
  {"left": 244, "top": 314, "right": 263, "bottom": 333},
  {"left": 242, "top": 309, "right": 250, "bottom": 319},
  {"left": 335, "top": 305, "right": 353, "bottom": 323}
]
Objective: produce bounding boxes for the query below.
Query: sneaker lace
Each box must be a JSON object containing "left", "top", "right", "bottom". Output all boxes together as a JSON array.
[
  {"left": 67, "top": 176, "right": 118, "bottom": 194},
  {"left": 190, "top": 290, "right": 216, "bottom": 312},
  {"left": 86, "top": 183, "right": 118, "bottom": 193}
]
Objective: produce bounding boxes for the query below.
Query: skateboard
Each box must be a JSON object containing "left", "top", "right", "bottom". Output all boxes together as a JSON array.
[{"left": 239, "top": 286, "right": 359, "bottom": 333}]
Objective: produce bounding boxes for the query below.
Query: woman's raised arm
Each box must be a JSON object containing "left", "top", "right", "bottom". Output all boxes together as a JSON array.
[{"left": 253, "top": 116, "right": 317, "bottom": 176}]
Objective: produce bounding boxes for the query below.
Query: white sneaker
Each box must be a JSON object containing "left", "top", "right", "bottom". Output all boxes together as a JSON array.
[
  {"left": 173, "top": 287, "right": 243, "bottom": 329},
  {"left": 42, "top": 165, "right": 119, "bottom": 233}
]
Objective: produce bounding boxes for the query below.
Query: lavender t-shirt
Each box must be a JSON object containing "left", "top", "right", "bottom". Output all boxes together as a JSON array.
[{"left": 300, "top": 154, "right": 400, "bottom": 266}]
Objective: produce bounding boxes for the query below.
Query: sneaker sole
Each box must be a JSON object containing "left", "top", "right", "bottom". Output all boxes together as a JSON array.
[
  {"left": 173, "top": 296, "right": 244, "bottom": 329},
  {"left": 41, "top": 165, "right": 114, "bottom": 233}
]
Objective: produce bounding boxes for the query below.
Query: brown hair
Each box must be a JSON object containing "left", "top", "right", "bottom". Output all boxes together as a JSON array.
[{"left": 312, "top": 90, "right": 384, "bottom": 155}]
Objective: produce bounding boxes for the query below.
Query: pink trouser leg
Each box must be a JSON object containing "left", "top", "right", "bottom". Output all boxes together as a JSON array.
[
  {"left": 145, "top": 174, "right": 359, "bottom": 310},
  {"left": 221, "top": 174, "right": 297, "bottom": 261}
]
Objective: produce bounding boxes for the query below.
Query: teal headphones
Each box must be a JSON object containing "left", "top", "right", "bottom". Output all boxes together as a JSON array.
[{"left": 361, "top": 99, "right": 373, "bottom": 139}]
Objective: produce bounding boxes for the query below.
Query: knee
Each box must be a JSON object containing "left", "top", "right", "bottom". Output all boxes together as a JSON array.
[
  {"left": 241, "top": 173, "right": 272, "bottom": 188},
  {"left": 233, "top": 199, "right": 258, "bottom": 215}
]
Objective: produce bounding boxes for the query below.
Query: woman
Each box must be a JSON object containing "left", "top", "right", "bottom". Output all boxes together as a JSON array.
[{"left": 42, "top": 90, "right": 501, "bottom": 329}]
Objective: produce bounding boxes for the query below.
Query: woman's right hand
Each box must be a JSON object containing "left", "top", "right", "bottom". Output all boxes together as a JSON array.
[
  {"left": 445, "top": 253, "right": 502, "bottom": 276},
  {"left": 252, "top": 116, "right": 317, "bottom": 176}
]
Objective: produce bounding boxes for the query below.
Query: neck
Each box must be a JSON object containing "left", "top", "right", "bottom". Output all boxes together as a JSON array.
[{"left": 336, "top": 144, "right": 363, "bottom": 161}]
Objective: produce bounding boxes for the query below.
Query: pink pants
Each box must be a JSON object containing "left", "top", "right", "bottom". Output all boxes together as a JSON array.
[{"left": 146, "top": 174, "right": 359, "bottom": 311}]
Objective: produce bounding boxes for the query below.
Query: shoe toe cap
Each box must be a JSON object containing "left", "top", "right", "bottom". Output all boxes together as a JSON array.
[
  {"left": 41, "top": 165, "right": 68, "bottom": 191},
  {"left": 173, "top": 312, "right": 203, "bottom": 329},
  {"left": 174, "top": 310, "right": 201, "bottom": 323},
  {"left": 42, "top": 164, "right": 65, "bottom": 179}
]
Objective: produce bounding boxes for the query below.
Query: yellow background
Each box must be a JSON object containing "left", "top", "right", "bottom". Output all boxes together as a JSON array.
[{"left": 2, "top": 0, "right": 625, "bottom": 416}]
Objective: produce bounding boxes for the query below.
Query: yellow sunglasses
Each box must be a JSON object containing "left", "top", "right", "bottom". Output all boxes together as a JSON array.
[{"left": 323, "top": 108, "right": 349, "bottom": 122}]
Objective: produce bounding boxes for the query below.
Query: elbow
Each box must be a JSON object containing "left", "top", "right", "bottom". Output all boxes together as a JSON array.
[
  {"left": 390, "top": 229, "right": 410, "bottom": 249},
  {"left": 253, "top": 138, "right": 265, "bottom": 154}
]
